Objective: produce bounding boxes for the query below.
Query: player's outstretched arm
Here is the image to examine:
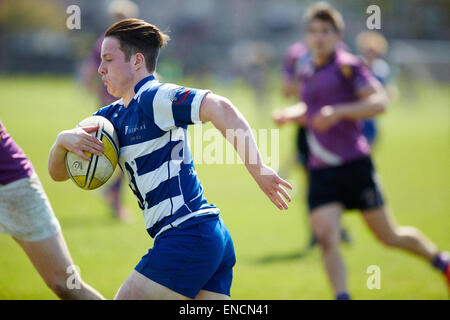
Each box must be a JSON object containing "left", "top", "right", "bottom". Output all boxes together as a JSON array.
[
  {"left": 48, "top": 126, "right": 104, "bottom": 181},
  {"left": 199, "top": 93, "right": 292, "bottom": 210}
]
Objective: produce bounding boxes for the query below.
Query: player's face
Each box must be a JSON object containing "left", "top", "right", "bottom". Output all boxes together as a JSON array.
[
  {"left": 306, "top": 19, "right": 340, "bottom": 59},
  {"left": 98, "top": 37, "right": 134, "bottom": 98}
]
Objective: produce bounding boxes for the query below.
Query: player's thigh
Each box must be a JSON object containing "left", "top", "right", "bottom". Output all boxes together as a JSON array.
[
  {"left": 0, "top": 173, "right": 61, "bottom": 242},
  {"left": 14, "top": 231, "right": 74, "bottom": 283},
  {"left": 310, "top": 202, "right": 343, "bottom": 241},
  {"left": 195, "top": 289, "right": 230, "bottom": 300},
  {"left": 115, "top": 269, "right": 190, "bottom": 300},
  {"left": 362, "top": 205, "right": 398, "bottom": 241}
]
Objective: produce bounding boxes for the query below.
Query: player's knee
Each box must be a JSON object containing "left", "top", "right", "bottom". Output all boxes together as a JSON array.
[
  {"left": 318, "top": 236, "right": 337, "bottom": 251},
  {"left": 384, "top": 225, "right": 421, "bottom": 247},
  {"left": 376, "top": 231, "right": 399, "bottom": 247},
  {"left": 315, "top": 228, "right": 338, "bottom": 251}
]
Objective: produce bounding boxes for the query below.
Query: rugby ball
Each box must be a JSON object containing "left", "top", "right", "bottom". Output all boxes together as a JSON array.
[{"left": 65, "top": 116, "right": 119, "bottom": 190}]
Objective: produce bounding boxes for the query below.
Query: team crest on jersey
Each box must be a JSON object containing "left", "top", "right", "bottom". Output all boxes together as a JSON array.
[
  {"left": 168, "top": 86, "right": 190, "bottom": 105},
  {"left": 340, "top": 65, "right": 353, "bottom": 78}
]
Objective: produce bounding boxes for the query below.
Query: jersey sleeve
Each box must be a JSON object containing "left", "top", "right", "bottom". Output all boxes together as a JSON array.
[
  {"left": 92, "top": 108, "right": 103, "bottom": 117},
  {"left": 92, "top": 106, "right": 110, "bottom": 118},
  {"left": 92, "top": 103, "right": 119, "bottom": 121},
  {"left": 282, "top": 50, "right": 297, "bottom": 82},
  {"left": 152, "top": 83, "right": 210, "bottom": 131},
  {"left": 351, "top": 61, "right": 379, "bottom": 91}
]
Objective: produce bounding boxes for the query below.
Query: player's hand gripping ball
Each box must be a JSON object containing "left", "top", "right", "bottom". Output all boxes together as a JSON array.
[{"left": 65, "top": 116, "right": 119, "bottom": 190}]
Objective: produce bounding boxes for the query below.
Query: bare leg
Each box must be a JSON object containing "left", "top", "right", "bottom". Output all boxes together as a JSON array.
[
  {"left": 195, "top": 290, "right": 230, "bottom": 300},
  {"left": 14, "top": 232, "right": 105, "bottom": 300},
  {"left": 114, "top": 270, "right": 189, "bottom": 300},
  {"left": 362, "top": 206, "right": 439, "bottom": 260},
  {"left": 310, "top": 203, "right": 347, "bottom": 295}
]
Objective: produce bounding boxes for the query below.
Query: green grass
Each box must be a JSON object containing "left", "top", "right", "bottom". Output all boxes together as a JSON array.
[{"left": 0, "top": 75, "right": 448, "bottom": 300}]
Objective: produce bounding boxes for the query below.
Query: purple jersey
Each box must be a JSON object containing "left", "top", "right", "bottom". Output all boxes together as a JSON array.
[
  {"left": 299, "top": 49, "right": 379, "bottom": 169},
  {"left": 0, "top": 121, "right": 34, "bottom": 185}
]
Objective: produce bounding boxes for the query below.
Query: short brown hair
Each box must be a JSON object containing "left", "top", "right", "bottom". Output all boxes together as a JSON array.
[
  {"left": 105, "top": 18, "right": 170, "bottom": 72},
  {"left": 304, "top": 2, "right": 345, "bottom": 33}
]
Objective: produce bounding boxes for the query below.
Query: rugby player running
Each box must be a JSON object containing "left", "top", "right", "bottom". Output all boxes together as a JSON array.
[
  {"left": 272, "top": 2, "right": 449, "bottom": 299},
  {"left": 48, "top": 18, "right": 292, "bottom": 300}
]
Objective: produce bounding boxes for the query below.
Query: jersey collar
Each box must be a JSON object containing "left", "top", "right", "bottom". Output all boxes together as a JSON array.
[
  {"left": 313, "top": 51, "right": 336, "bottom": 71},
  {"left": 134, "top": 75, "right": 156, "bottom": 93}
]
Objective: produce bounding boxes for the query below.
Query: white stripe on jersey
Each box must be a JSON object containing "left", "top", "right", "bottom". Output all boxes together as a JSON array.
[
  {"left": 306, "top": 131, "right": 343, "bottom": 166},
  {"left": 152, "top": 83, "right": 180, "bottom": 130},
  {"left": 119, "top": 127, "right": 184, "bottom": 162},
  {"left": 154, "top": 208, "right": 220, "bottom": 238},
  {"left": 137, "top": 159, "right": 183, "bottom": 195},
  {"left": 111, "top": 98, "right": 123, "bottom": 106},
  {"left": 135, "top": 81, "right": 159, "bottom": 103},
  {"left": 191, "top": 90, "right": 209, "bottom": 124},
  {"left": 143, "top": 194, "right": 185, "bottom": 230}
]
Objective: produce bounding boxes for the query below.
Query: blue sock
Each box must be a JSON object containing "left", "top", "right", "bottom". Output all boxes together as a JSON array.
[
  {"left": 336, "top": 292, "right": 350, "bottom": 300},
  {"left": 431, "top": 253, "right": 449, "bottom": 273}
]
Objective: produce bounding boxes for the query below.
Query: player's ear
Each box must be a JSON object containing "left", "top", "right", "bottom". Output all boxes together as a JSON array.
[{"left": 133, "top": 53, "right": 145, "bottom": 71}]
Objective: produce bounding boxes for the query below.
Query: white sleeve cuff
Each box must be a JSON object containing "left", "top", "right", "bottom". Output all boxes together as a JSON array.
[{"left": 191, "top": 89, "right": 211, "bottom": 124}]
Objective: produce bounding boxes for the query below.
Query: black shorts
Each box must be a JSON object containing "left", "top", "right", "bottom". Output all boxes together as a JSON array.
[
  {"left": 296, "top": 126, "right": 309, "bottom": 167},
  {"left": 308, "top": 156, "right": 384, "bottom": 212}
]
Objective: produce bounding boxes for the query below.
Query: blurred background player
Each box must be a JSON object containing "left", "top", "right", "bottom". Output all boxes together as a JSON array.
[
  {"left": 272, "top": 2, "right": 450, "bottom": 299},
  {"left": 276, "top": 40, "right": 351, "bottom": 251},
  {"left": 356, "top": 30, "right": 397, "bottom": 147},
  {"left": 80, "top": 0, "right": 139, "bottom": 221},
  {"left": 0, "top": 120, "right": 104, "bottom": 300}
]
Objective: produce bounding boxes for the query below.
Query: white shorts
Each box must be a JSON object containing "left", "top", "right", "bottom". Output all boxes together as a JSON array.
[{"left": 0, "top": 172, "right": 61, "bottom": 242}]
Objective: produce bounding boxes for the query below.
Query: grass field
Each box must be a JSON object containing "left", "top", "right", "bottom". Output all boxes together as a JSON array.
[{"left": 0, "top": 75, "right": 448, "bottom": 300}]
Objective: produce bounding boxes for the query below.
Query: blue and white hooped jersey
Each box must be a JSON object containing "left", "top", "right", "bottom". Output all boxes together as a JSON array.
[{"left": 94, "top": 75, "right": 219, "bottom": 238}]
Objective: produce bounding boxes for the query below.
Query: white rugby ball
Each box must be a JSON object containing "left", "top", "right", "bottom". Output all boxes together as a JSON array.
[{"left": 65, "top": 116, "right": 119, "bottom": 190}]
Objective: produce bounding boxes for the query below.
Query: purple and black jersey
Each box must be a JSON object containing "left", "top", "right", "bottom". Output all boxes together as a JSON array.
[
  {"left": 0, "top": 121, "right": 34, "bottom": 185},
  {"left": 298, "top": 49, "right": 379, "bottom": 169}
]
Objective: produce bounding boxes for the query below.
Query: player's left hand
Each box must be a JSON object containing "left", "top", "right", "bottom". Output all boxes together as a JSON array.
[
  {"left": 311, "top": 105, "right": 341, "bottom": 132},
  {"left": 272, "top": 109, "right": 288, "bottom": 126},
  {"left": 250, "top": 164, "right": 293, "bottom": 211}
]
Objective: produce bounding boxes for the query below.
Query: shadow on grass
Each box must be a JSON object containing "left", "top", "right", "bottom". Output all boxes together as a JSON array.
[
  {"left": 255, "top": 246, "right": 316, "bottom": 264},
  {"left": 255, "top": 231, "right": 353, "bottom": 264}
]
